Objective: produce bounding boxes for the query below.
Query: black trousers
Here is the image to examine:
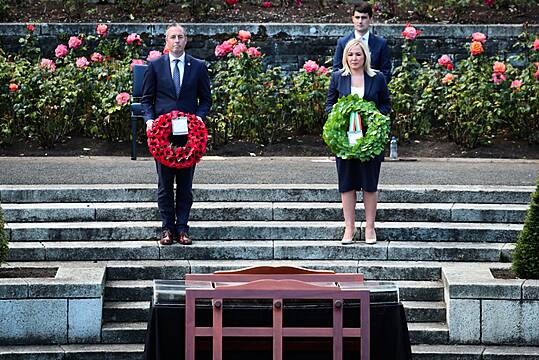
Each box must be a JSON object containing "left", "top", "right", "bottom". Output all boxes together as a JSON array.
[{"left": 155, "top": 161, "right": 195, "bottom": 234}]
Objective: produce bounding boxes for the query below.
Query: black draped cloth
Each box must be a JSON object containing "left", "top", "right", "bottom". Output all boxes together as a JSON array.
[{"left": 144, "top": 301, "right": 411, "bottom": 360}]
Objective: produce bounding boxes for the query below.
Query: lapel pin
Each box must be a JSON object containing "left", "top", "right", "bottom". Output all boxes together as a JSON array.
[{"left": 187, "top": 62, "right": 191, "bottom": 66}]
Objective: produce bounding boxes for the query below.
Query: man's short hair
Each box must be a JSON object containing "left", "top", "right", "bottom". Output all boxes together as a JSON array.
[
  {"left": 352, "top": 1, "right": 373, "bottom": 17},
  {"left": 166, "top": 23, "right": 186, "bottom": 36}
]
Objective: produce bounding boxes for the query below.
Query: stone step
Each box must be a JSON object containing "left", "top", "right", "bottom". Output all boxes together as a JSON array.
[
  {"left": 104, "top": 280, "right": 444, "bottom": 302},
  {"left": 101, "top": 322, "right": 147, "bottom": 344},
  {"left": 0, "top": 184, "right": 533, "bottom": 204},
  {"left": 103, "top": 301, "right": 149, "bottom": 323},
  {"left": 402, "top": 301, "right": 446, "bottom": 322},
  {"left": 101, "top": 320, "right": 449, "bottom": 345},
  {"left": 0, "top": 344, "right": 144, "bottom": 360},
  {"left": 1, "top": 202, "right": 527, "bottom": 223},
  {"left": 8, "top": 240, "right": 514, "bottom": 263},
  {"left": 5, "top": 221, "right": 522, "bottom": 242},
  {"left": 412, "top": 344, "right": 539, "bottom": 359},
  {"left": 103, "top": 300, "right": 446, "bottom": 323},
  {"left": 2, "top": 343, "right": 539, "bottom": 360},
  {"left": 104, "top": 259, "right": 442, "bottom": 281},
  {"left": 408, "top": 322, "right": 449, "bottom": 345}
]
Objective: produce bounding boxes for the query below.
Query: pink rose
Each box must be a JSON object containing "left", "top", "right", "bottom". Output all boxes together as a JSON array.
[
  {"left": 317, "top": 66, "right": 329, "bottom": 75},
  {"left": 116, "top": 92, "right": 130, "bottom": 106},
  {"left": 39, "top": 58, "right": 56, "bottom": 73},
  {"left": 472, "top": 32, "right": 487, "bottom": 44},
  {"left": 147, "top": 50, "right": 162, "bottom": 61},
  {"left": 215, "top": 42, "right": 232, "bottom": 57},
  {"left": 225, "top": 0, "right": 238, "bottom": 6},
  {"left": 238, "top": 30, "right": 251, "bottom": 42},
  {"left": 55, "top": 44, "right": 69, "bottom": 58},
  {"left": 535, "top": 70, "right": 539, "bottom": 80},
  {"left": 510, "top": 80, "right": 523, "bottom": 90},
  {"left": 492, "top": 61, "right": 506, "bottom": 74},
  {"left": 76, "top": 57, "right": 89, "bottom": 68},
  {"left": 247, "top": 46, "right": 261, "bottom": 58},
  {"left": 303, "top": 60, "right": 319, "bottom": 73},
  {"left": 262, "top": 1, "right": 272, "bottom": 8},
  {"left": 534, "top": 39, "right": 539, "bottom": 51},
  {"left": 492, "top": 72, "right": 506, "bottom": 85},
  {"left": 232, "top": 43, "right": 247, "bottom": 57},
  {"left": 126, "top": 33, "right": 142, "bottom": 45},
  {"left": 96, "top": 24, "right": 108, "bottom": 37},
  {"left": 68, "top": 36, "right": 82, "bottom": 49},
  {"left": 402, "top": 23, "right": 421, "bottom": 41},
  {"left": 163, "top": 47, "right": 170, "bottom": 55},
  {"left": 484, "top": 0, "right": 494, "bottom": 6},
  {"left": 442, "top": 73, "right": 455, "bottom": 84},
  {"left": 90, "top": 52, "right": 103, "bottom": 63},
  {"left": 470, "top": 41, "right": 484, "bottom": 56},
  {"left": 130, "top": 59, "right": 145, "bottom": 71},
  {"left": 26, "top": 24, "right": 35, "bottom": 32},
  {"left": 437, "top": 55, "right": 452, "bottom": 69}
]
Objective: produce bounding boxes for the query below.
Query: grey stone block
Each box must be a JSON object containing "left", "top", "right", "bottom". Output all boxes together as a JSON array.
[
  {"left": 0, "top": 299, "right": 67, "bottom": 345},
  {"left": 356, "top": 262, "right": 441, "bottom": 281},
  {"left": 451, "top": 204, "right": 527, "bottom": 223},
  {"left": 3, "top": 203, "right": 96, "bottom": 222},
  {"left": 448, "top": 299, "right": 480, "bottom": 344},
  {"left": 482, "top": 300, "right": 523, "bottom": 344},
  {"left": 68, "top": 297, "right": 103, "bottom": 343},
  {"left": 43, "top": 241, "right": 159, "bottom": 261},
  {"left": 0, "top": 279, "right": 28, "bottom": 298},
  {"left": 61, "top": 343, "right": 144, "bottom": 360},
  {"left": 523, "top": 280, "right": 539, "bottom": 300},
  {"left": 398, "top": 281, "right": 444, "bottom": 302},
  {"left": 388, "top": 241, "right": 502, "bottom": 262},
  {"left": 522, "top": 301, "right": 539, "bottom": 345},
  {"left": 0, "top": 345, "right": 64, "bottom": 360},
  {"left": 408, "top": 322, "right": 449, "bottom": 344},
  {"left": 159, "top": 241, "right": 274, "bottom": 260},
  {"left": 444, "top": 266, "right": 523, "bottom": 299},
  {"left": 106, "top": 260, "right": 190, "bottom": 280},
  {"left": 273, "top": 240, "right": 387, "bottom": 260},
  {"left": 411, "top": 344, "right": 484, "bottom": 360},
  {"left": 483, "top": 345, "right": 539, "bottom": 359}
]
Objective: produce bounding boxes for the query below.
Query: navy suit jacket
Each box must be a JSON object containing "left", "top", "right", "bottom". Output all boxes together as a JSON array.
[
  {"left": 141, "top": 53, "right": 211, "bottom": 123},
  {"left": 332, "top": 31, "right": 392, "bottom": 83},
  {"left": 325, "top": 70, "right": 391, "bottom": 116}
]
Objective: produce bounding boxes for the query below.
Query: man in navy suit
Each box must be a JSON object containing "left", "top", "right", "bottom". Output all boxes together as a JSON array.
[
  {"left": 142, "top": 24, "right": 211, "bottom": 245},
  {"left": 332, "top": 1, "right": 391, "bottom": 83}
]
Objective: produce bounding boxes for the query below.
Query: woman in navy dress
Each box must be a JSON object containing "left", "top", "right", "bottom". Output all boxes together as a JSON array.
[{"left": 326, "top": 38, "right": 391, "bottom": 245}]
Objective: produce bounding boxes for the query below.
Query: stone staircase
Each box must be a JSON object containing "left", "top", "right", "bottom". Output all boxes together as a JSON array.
[{"left": 1, "top": 184, "right": 537, "bottom": 360}]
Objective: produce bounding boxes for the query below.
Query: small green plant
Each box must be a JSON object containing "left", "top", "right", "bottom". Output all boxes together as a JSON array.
[
  {"left": 512, "top": 179, "right": 539, "bottom": 279},
  {"left": 0, "top": 204, "right": 8, "bottom": 265}
]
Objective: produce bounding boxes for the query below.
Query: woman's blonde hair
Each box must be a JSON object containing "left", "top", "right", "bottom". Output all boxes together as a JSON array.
[{"left": 341, "top": 39, "right": 377, "bottom": 77}]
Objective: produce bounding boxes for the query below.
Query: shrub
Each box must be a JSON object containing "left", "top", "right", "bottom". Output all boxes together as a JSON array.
[
  {"left": 289, "top": 60, "right": 331, "bottom": 135},
  {"left": 0, "top": 204, "right": 8, "bottom": 265},
  {"left": 512, "top": 178, "right": 539, "bottom": 279},
  {"left": 210, "top": 32, "right": 290, "bottom": 144}
]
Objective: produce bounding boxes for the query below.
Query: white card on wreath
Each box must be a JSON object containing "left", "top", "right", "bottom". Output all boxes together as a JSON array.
[
  {"left": 347, "top": 131, "right": 363, "bottom": 145},
  {"left": 172, "top": 117, "right": 188, "bottom": 135}
]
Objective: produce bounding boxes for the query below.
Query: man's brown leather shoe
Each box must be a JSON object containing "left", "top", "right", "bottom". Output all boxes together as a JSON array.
[
  {"left": 177, "top": 232, "right": 192, "bottom": 245},
  {"left": 159, "top": 229, "right": 174, "bottom": 245}
]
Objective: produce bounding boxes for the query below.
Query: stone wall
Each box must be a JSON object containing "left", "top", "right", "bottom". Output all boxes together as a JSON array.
[{"left": 1, "top": 23, "right": 538, "bottom": 70}]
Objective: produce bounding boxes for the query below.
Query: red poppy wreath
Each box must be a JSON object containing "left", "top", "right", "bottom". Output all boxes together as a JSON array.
[{"left": 147, "top": 111, "right": 208, "bottom": 169}]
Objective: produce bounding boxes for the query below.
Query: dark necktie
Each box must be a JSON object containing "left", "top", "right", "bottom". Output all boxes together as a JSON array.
[{"left": 172, "top": 59, "right": 181, "bottom": 97}]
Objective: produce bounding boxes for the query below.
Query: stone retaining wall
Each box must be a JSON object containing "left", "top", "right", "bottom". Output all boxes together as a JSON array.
[
  {"left": 1, "top": 23, "right": 538, "bottom": 70},
  {"left": 0, "top": 266, "right": 105, "bottom": 345}
]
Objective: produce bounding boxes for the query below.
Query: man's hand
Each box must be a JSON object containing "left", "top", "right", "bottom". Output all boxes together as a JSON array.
[{"left": 146, "top": 120, "right": 154, "bottom": 131}]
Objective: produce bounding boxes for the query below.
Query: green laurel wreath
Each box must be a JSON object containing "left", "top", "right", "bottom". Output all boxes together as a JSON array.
[{"left": 323, "top": 94, "right": 391, "bottom": 161}]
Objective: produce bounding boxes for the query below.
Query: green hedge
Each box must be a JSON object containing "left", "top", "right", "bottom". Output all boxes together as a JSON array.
[{"left": 512, "top": 179, "right": 539, "bottom": 279}]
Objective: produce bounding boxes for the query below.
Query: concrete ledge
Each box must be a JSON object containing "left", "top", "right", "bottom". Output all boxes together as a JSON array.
[
  {"left": 443, "top": 263, "right": 539, "bottom": 346},
  {"left": 0, "top": 265, "right": 105, "bottom": 345}
]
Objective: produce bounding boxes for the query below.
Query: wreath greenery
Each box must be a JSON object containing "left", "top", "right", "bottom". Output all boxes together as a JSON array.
[
  {"left": 147, "top": 111, "right": 208, "bottom": 169},
  {"left": 323, "top": 94, "right": 391, "bottom": 161}
]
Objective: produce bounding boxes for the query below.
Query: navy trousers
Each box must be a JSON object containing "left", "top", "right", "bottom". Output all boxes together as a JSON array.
[{"left": 155, "top": 161, "right": 195, "bottom": 234}]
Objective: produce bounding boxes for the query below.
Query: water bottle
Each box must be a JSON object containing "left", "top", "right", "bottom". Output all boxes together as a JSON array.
[{"left": 390, "top": 136, "right": 398, "bottom": 160}]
